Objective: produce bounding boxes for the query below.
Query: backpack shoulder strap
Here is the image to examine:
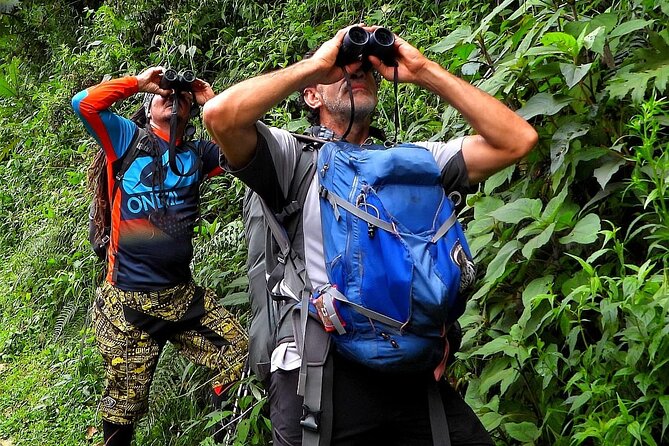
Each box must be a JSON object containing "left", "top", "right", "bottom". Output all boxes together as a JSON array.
[
  {"left": 264, "top": 140, "right": 319, "bottom": 294},
  {"left": 110, "top": 127, "right": 152, "bottom": 200},
  {"left": 115, "top": 127, "right": 150, "bottom": 182},
  {"left": 257, "top": 136, "right": 333, "bottom": 446}
]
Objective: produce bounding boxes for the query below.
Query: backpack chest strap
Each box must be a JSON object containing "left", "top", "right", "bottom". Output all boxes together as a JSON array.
[{"left": 318, "top": 186, "right": 396, "bottom": 233}]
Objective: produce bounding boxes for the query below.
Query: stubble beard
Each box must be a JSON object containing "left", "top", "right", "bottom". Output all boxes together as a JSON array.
[{"left": 321, "top": 92, "right": 376, "bottom": 125}]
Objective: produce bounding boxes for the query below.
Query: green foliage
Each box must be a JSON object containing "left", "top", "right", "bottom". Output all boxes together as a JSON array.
[
  {"left": 0, "top": 0, "right": 667, "bottom": 445},
  {"left": 443, "top": 1, "right": 669, "bottom": 444}
]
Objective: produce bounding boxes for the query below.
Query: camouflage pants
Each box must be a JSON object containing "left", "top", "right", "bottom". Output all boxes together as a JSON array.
[{"left": 91, "top": 280, "right": 248, "bottom": 425}]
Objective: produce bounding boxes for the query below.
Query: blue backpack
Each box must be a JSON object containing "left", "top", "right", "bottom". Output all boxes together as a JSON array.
[{"left": 312, "top": 140, "right": 475, "bottom": 373}]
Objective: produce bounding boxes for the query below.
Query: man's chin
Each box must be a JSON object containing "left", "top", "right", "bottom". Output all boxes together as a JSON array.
[{"left": 352, "top": 99, "right": 377, "bottom": 117}]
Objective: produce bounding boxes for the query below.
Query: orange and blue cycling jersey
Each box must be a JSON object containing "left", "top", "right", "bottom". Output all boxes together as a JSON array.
[{"left": 72, "top": 76, "right": 223, "bottom": 291}]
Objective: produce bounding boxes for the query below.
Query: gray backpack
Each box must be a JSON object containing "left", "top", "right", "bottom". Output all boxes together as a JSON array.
[{"left": 242, "top": 138, "right": 320, "bottom": 383}]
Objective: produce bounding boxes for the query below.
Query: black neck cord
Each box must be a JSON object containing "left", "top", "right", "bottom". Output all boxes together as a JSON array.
[
  {"left": 392, "top": 66, "right": 399, "bottom": 144},
  {"left": 166, "top": 92, "right": 200, "bottom": 178},
  {"left": 340, "top": 69, "right": 355, "bottom": 142},
  {"left": 168, "top": 91, "right": 181, "bottom": 176},
  {"left": 339, "top": 66, "right": 399, "bottom": 145}
]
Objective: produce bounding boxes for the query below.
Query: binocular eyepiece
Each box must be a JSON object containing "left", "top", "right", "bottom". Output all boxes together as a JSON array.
[
  {"left": 336, "top": 26, "right": 397, "bottom": 68},
  {"left": 159, "top": 68, "right": 196, "bottom": 91}
]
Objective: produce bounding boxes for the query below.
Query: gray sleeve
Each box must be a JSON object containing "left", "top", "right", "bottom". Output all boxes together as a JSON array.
[
  {"left": 416, "top": 137, "right": 466, "bottom": 170},
  {"left": 225, "top": 122, "right": 303, "bottom": 211},
  {"left": 416, "top": 137, "right": 474, "bottom": 202}
]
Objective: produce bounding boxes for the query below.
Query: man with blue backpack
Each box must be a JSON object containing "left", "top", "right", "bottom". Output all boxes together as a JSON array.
[{"left": 204, "top": 25, "right": 538, "bottom": 446}]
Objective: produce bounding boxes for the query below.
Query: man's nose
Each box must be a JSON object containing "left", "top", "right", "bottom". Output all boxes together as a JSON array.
[{"left": 349, "top": 68, "right": 367, "bottom": 79}]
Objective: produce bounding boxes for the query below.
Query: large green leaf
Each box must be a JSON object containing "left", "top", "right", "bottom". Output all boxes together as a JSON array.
[
  {"left": 428, "top": 26, "right": 472, "bottom": 53},
  {"left": 593, "top": 155, "right": 625, "bottom": 190},
  {"left": 609, "top": 19, "right": 654, "bottom": 39},
  {"left": 607, "top": 64, "right": 669, "bottom": 102},
  {"left": 479, "top": 410, "right": 504, "bottom": 431},
  {"left": 470, "top": 336, "right": 519, "bottom": 358},
  {"left": 566, "top": 390, "right": 592, "bottom": 413},
  {"left": 522, "top": 223, "right": 556, "bottom": 259},
  {"left": 541, "top": 32, "right": 578, "bottom": 56},
  {"left": 588, "top": 12, "right": 619, "bottom": 35},
  {"left": 483, "top": 164, "right": 515, "bottom": 195},
  {"left": 471, "top": 240, "right": 522, "bottom": 300},
  {"left": 541, "top": 186, "right": 569, "bottom": 221},
  {"left": 559, "top": 213, "right": 601, "bottom": 244},
  {"left": 583, "top": 25, "right": 607, "bottom": 55},
  {"left": 522, "top": 276, "right": 554, "bottom": 306},
  {"left": 489, "top": 198, "right": 543, "bottom": 224},
  {"left": 473, "top": 196, "right": 505, "bottom": 219},
  {"left": 478, "top": 358, "right": 513, "bottom": 394},
  {"left": 482, "top": 240, "right": 521, "bottom": 283},
  {"left": 550, "top": 121, "right": 590, "bottom": 174},
  {"left": 560, "top": 62, "right": 592, "bottom": 89},
  {"left": 0, "top": 75, "right": 16, "bottom": 98},
  {"left": 505, "top": 421, "right": 541, "bottom": 442},
  {"left": 517, "top": 92, "right": 572, "bottom": 120}
]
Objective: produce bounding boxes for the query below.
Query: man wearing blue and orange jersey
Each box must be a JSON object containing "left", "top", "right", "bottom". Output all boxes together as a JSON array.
[{"left": 72, "top": 66, "right": 247, "bottom": 446}]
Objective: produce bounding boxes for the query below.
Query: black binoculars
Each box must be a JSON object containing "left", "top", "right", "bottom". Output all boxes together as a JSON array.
[
  {"left": 159, "top": 68, "right": 196, "bottom": 91},
  {"left": 336, "top": 27, "right": 397, "bottom": 68}
]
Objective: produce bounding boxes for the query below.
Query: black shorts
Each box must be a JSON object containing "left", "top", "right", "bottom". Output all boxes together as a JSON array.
[{"left": 269, "top": 352, "right": 494, "bottom": 446}]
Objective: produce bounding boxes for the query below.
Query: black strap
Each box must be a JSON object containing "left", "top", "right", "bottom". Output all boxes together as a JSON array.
[
  {"left": 110, "top": 127, "right": 150, "bottom": 204},
  {"left": 339, "top": 66, "right": 399, "bottom": 144},
  {"left": 428, "top": 380, "right": 451, "bottom": 446},
  {"left": 264, "top": 145, "right": 318, "bottom": 298},
  {"left": 166, "top": 91, "right": 201, "bottom": 177},
  {"left": 340, "top": 69, "right": 355, "bottom": 142},
  {"left": 298, "top": 323, "right": 333, "bottom": 446},
  {"left": 391, "top": 65, "right": 399, "bottom": 144}
]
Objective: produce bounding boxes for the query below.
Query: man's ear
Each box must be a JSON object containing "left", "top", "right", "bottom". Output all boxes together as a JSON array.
[{"left": 303, "top": 86, "right": 322, "bottom": 110}]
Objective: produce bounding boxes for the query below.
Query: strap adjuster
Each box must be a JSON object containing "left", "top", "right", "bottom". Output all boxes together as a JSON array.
[{"left": 300, "top": 404, "right": 321, "bottom": 432}]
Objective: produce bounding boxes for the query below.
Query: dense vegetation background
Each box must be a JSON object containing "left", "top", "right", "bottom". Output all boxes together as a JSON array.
[{"left": 0, "top": 0, "right": 667, "bottom": 445}]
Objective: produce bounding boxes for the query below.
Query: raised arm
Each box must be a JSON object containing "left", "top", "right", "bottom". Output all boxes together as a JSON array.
[
  {"left": 202, "top": 28, "right": 355, "bottom": 169},
  {"left": 72, "top": 67, "right": 172, "bottom": 160},
  {"left": 371, "top": 33, "right": 538, "bottom": 184}
]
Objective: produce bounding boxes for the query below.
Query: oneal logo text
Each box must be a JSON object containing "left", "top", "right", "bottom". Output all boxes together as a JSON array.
[{"left": 127, "top": 191, "right": 184, "bottom": 214}]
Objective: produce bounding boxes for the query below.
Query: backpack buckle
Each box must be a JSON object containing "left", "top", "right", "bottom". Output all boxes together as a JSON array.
[{"left": 300, "top": 404, "right": 321, "bottom": 432}]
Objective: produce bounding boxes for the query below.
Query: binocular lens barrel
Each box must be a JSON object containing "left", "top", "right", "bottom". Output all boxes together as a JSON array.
[
  {"left": 180, "top": 69, "right": 196, "bottom": 83},
  {"left": 372, "top": 28, "right": 394, "bottom": 47},
  {"left": 163, "top": 68, "right": 179, "bottom": 82},
  {"left": 346, "top": 26, "right": 369, "bottom": 46},
  {"left": 159, "top": 68, "right": 196, "bottom": 91},
  {"left": 336, "top": 26, "right": 396, "bottom": 67}
]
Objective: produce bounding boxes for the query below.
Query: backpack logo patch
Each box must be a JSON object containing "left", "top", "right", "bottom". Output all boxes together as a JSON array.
[{"left": 451, "top": 240, "right": 476, "bottom": 292}]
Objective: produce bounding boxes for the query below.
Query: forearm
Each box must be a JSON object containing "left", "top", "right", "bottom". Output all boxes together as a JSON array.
[
  {"left": 418, "top": 61, "right": 536, "bottom": 155},
  {"left": 72, "top": 76, "right": 139, "bottom": 119},
  {"left": 72, "top": 76, "right": 140, "bottom": 159},
  {"left": 203, "top": 59, "right": 322, "bottom": 168}
]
